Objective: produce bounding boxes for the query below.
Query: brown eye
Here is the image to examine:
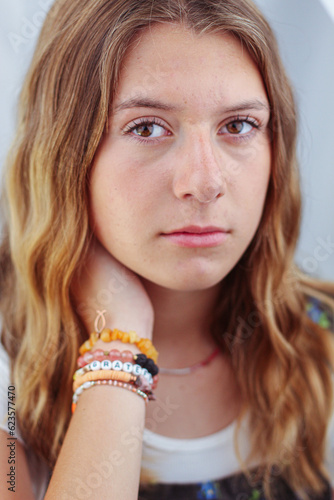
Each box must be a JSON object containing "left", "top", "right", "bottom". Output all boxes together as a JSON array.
[
  {"left": 226, "top": 121, "right": 244, "bottom": 134},
  {"left": 127, "top": 120, "right": 167, "bottom": 139},
  {"left": 136, "top": 124, "right": 154, "bottom": 137},
  {"left": 221, "top": 119, "right": 255, "bottom": 137}
]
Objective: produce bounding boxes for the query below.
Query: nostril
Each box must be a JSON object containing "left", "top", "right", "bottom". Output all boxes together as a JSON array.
[
  {"left": 172, "top": 145, "right": 226, "bottom": 202},
  {"left": 195, "top": 184, "right": 224, "bottom": 204}
]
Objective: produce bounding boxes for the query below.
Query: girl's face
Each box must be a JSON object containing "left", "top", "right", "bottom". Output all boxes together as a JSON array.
[{"left": 89, "top": 24, "right": 271, "bottom": 291}]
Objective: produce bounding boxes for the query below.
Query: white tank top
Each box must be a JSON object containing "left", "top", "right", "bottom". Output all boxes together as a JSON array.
[{"left": 140, "top": 418, "right": 256, "bottom": 484}]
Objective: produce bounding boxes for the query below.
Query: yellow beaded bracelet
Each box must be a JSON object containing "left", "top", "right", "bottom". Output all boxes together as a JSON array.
[{"left": 79, "top": 328, "right": 158, "bottom": 363}]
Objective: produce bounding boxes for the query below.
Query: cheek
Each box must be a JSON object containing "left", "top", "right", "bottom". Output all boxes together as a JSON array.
[
  {"left": 247, "top": 138, "right": 271, "bottom": 193},
  {"left": 229, "top": 147, "right": 271, "bottom": 226},
  {"left": 89, "top": 159, "right": 164, "bottom": 241}
]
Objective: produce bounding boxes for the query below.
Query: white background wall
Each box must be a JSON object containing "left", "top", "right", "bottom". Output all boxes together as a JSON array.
[
  {"left": 0, "top": 0, "right": 333, "bottom": 279},
  {"left": 254, "top": 0, "right": 334, "bottom": 280}
]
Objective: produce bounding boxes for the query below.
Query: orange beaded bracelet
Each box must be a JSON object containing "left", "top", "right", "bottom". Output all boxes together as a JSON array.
[
  {"left": 79, "top": 328, "right": 158, "bottom": 363},
  {"left": 72, "top": 369, "right": 136, "bottom": 392}
]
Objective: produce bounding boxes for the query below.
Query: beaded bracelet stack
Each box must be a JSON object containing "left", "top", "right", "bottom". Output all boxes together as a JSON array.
[
  {"left": 72, "top": 329, "right": 159, "bottom": 413},
  {"left": 79, "top": 328, "right": 158, "bottom": 363}
]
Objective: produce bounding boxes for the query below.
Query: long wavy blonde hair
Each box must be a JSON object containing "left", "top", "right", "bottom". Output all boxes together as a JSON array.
[{"left": 0, "top": 0, "right": 333, "bottom": 497}]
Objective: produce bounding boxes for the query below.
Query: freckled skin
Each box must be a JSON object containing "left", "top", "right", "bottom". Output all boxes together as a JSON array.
[{"left": 89, "top": 24, "right": 271, "bottom": 292}]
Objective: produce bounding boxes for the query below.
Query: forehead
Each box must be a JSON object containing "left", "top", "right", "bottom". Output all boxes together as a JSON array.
[{"left": 113, "top": 23, "right": 268, "bottom": 114}]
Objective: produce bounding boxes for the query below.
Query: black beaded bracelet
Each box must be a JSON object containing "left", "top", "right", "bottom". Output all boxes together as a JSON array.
[{"left": 133, "top": 353, "right": 159, "bottom": 376}]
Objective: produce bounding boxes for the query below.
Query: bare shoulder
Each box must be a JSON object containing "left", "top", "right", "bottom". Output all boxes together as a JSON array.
[{"left": 0, "top": 429, "right": 35, "bottom": 500}]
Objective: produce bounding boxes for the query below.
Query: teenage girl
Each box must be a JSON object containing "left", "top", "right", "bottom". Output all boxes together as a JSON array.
[{"left": 0, "top": 1, "right": 333, "bottom": 499}]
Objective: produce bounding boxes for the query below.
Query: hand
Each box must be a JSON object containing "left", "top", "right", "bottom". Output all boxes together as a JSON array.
[{"left": 71, "top": 238, "right": 154, "bottom": 339}]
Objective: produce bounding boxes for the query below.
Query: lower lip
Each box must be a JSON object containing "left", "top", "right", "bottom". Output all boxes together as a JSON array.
[{"left": 161, "top": 231, "right": 228, "bottom": 248}]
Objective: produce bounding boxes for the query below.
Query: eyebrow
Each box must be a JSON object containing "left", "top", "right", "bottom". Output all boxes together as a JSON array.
[
  {"left": 112, "top": 96, "right": 270, "bottom": 114},
  {"left": 113, "top": 97, "right": 178, "bottom": 113}
]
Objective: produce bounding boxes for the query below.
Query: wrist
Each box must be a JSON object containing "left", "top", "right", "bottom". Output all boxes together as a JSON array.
[
  {"left": 79, "top": 326, "right": 158, "bottom": 364},
  {"left": 108, "top": 319, "right": 153, "bottom": 340}
]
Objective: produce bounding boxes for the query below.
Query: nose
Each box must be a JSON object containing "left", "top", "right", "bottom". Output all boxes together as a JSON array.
[{"left": 173, "top": 133, "right": 225, "bottom": 204}]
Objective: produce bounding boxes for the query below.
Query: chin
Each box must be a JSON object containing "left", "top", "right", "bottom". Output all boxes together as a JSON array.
[
  {"left": 166, "top": 279, "right": 224, "bottom": 292},
  {"left": 142, "top": 263, "right": 230, "bottom": 292}
]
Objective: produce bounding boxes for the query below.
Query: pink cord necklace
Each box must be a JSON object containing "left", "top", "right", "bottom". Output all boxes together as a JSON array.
[{"left": 159, "top": 348, "right": 220, "bottom": 375}]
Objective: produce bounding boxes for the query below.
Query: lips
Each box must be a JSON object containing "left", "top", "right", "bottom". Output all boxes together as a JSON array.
[
  {"left": 165, "top": 225, "right": 225, "bottom": 234},
  {"left": 161, "top": 225, "right": 229, "bottom": 248}
]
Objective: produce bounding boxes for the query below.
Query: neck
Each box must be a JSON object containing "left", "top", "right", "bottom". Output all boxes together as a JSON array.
[{"left": 141, "top": 279, "right": 222, "bottom": 367}]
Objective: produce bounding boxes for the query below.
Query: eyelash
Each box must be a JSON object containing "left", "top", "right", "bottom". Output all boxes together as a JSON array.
[
  {"left": 122, "top": 115, "right": 261, "bottom": 144},
  {"left": 122, "top": 117, "right": 168, "bottom": 144},
  {"left": 221, "top": 115, "right": 260, "bottom": 142}
]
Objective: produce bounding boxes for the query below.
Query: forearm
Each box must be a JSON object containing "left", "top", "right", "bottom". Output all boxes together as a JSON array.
[
  {"left": 45, "top": 384, "right": 145, "bottom": 500},
  {"left": 45, "top": 341, "right": 147, "bottom": 500}
]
